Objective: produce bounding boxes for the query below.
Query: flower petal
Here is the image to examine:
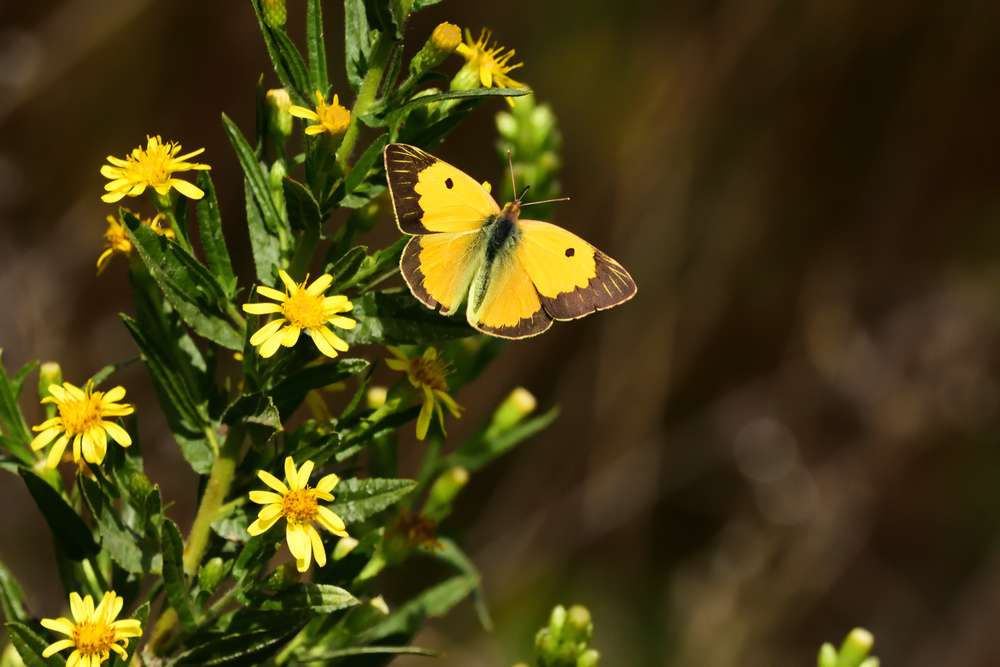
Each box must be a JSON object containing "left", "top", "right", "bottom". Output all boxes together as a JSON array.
[
  {"left": 103, "top": 421, "right": 132, "bottom": 447},
  {"left": 103, "top": 386, "right": 126, "bottom": 403},
  {"left": 310, "top": 329, "right": 339, "bottom": 359},
  {"left": 296, "top": 460, "right": 314, "bottom": 485},
  {"left": 46, "top": 434, "right": 69, "bottom": 469},
  {"left": 278, "top": 270, "right": 299, "bottom": 295},
  {"left": 259, "top": 329, "right": 286, "bottom": 358},
  {"left": 69, "top": 592, "right": 86, "bottom": 622},
  {"left": 316, "top": 473, "right": 340, "bottom": 494},
  {"left": 31, "top": 426, "right": 62, "bottom": 451},
  {"left": 242, "top": 302, "right": 283, "bottom": 315},
  {"left": 41, "top": 617, "right": 75, "bottom": 636},
  {"left": 306, "top": 274, "right": 333, "bottom": 295},
  {"left": 281, "top": 326, "right": 301, "bottom": 347},
  {"left": 286, "top": 523, "right": 310, "bottom": 560},
  {"left": 249, "top": 318, "right": 285, "bottom": 346},
  {"left": 308, "top": 525, "right": 327, "bottom": 567},
  {"left": 42, "top": 639, "right": 76, "bottom": 657},
  {"left": 316, "top": 505, "right": 347, "bottom": 535},
  {"left": 249, "top": 490, "right": 283, "bottom": 505},
  {"left": 256, "top": 286, "right": 287, "bottom": 302},
  {"left": 258, "top": 470, "right": 289, "bottom": 494},
  {"left": 284, "top": 456, "right": 299, "bottom": 490},
  {"left": 416, "top": 396, "right": 434, "bottom": 440},
  {"left": 168, "top": 178, "right": 205, "bottom": 200}
]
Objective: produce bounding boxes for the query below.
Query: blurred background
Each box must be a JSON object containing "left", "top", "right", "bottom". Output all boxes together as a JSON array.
[{"left": 3, "top": 0, "right": 1000, "bottom": 665}]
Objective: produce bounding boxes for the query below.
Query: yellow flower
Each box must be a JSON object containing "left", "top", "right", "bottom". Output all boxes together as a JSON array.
[
  {"left": 431, "top": 22, "right": 462, "bottom": 53},
  {"left": 386, "top": 347, "right": 464, "bottom": 440},
  {"left": 247, "top": 456, "right": 349, "bottom": 572},
  {"left": 289, "top": 91, "right": 351, "bottom": 138},
  {"left": 31, "top": 381, "right": 134, "bottom": 469},
  {"left": 96, "top": 213, "right": 174, "bottom": 275},
  {"left": 242, "top": 270, "right": 356, "bottom": 359},
  {"left": 100, "top": 136, "right": 210, "bottom": 204},
  {"left": 455, "top": 28, "right": 524, "bottom": 91},
  {"left": 40, "top": 591, "right": 143, "bottom": 667}
]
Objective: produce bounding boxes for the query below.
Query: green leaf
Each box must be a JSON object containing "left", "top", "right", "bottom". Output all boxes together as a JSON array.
[
  {"left": 10, "top": 361, "right": 38, "bottom": 402},
  {"left": 19, "top": 468, "right": 98, "bottom": 561},
  {"left": 398, "top": 86, "right": 532, "bottom": 115},
  {"left": 176, "top": 617, "right": 309, "bottom": 667},
  {"left": 223, "top": 114, "right": 284, "bottom": 235},
  {"left": 0, "top": 351, "right": 31, "bottom": 446},
  {"left": 270, "top": 21, "right": 313, "bottom": 103},
  {"left": 249, "top": 583, "right": 357, "bottom": 613},
  {"left": 269, "top": 358, "right": 369, "bottom": 419},
  {"left": 410, "top": 0, "right": 443, "bottom": 9},
  {"left": 282, "top": 177, "right": 322, "bottom": 232},
  {"left": 363, "top": 0, "right": 396, "bottom": 37},
  {"left": 233, "top": 535, "right": 280, "bottom": 583},
  {"left": 302, "top": 646, "right": 443, "bottom": 660},
  {"left": 339, "top": 181, "right": 385, "bottom": 209},
  {"left": 0, "top": 560, "right": 28, "bottom": 625},
  {"left": 357, "top": 574, "right": 478, "bottom": 642},
  {"left": 222, "top": 393, "right": 283, "bottom": 449},
  {"left": 79, "top": 472, "right": 161, "bottom": 574},
  {"left": 6, "top": 622, "right": 64, "bottom": 667},
  {"left": 196, "top": 171, "right": 238, "bottom": 297},
  {"left": 306, "top": 0, "right": 328, "bottom": 95},
  {"left": 326, "top": 477, "right": 417, "bottom": 525},
  {"left": 325, "top": 246, "right": 367, "bottom": 290},
  {"left": 162, "top": 519, "right": 198, "bottom": 631},
  {"left": 446, "top": 405, "right": 560, "bottom": 472},
  {"left": 123, "top": 211, "right": 242, "bottom": 350},
  {"left": 433, "top": 537, "right": 493, "bottom": 631},
  {"left": 344, "top": 0, "right": 372, "bottom": 93},
  {"left": 89, "top": 357, "right": 139, "bottom": 388},
  {"left": 245, "top": 184, "right": 281, "bottom": 286},
  {"left": 250, "top": 0, "right": 309, "bottom": 107},
  {"left": 337, "top": 237, "right": 405, "bottom": 291},
  {"left": 343, "top": 134, "right": 387, "bottom": 197},
  {"left": 341, "top": 291, "right": 474, "bottom": 345}
]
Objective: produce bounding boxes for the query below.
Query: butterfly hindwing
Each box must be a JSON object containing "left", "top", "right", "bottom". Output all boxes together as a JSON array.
[
  {"left": 400, "top": 232, "right": 483, "bottom": 316},
  {"left": 384, "top": 143, "right": 499, "bottom": 234},
  {"left": 517, "top": 219, "right": 637, "bottom": 320},
  {"left": 466, "top": 244, "right": 553, "bottom": 339}
]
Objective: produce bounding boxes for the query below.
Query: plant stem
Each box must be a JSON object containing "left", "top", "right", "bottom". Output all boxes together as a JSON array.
[
  {"left": 288, "top": 226, "right": 321, "bottom": 282},
  {"left": 337, "top": 34, "right": 394, "bottom": 170}
]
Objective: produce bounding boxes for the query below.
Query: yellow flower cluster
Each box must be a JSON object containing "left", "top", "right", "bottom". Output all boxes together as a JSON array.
[{"left": 41, "top": 591, "right": 142, "bottom": 667}]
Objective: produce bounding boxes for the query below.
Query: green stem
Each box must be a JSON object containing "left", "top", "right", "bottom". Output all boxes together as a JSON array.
[
  {"left": 287, "top": 225, "right": 321, "bottom": 282},
  {"left": 337, "top": 34, "right": 394, "bottom": 170},
  {"left": 183, "top": 423, "right": 246, "bottom": 575}
]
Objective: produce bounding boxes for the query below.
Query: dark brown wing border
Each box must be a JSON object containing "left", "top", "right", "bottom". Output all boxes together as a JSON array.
[
  {"left": 384, "top": 143, "right": 436, "bottom": 234},
  {"left": 539, "top": 250, "right": 637, "bottom": 321}
]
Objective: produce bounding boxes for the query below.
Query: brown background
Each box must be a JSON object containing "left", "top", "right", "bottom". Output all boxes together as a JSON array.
[{"left": 3, "top": 0, "right": 1000, "bottom": 665}]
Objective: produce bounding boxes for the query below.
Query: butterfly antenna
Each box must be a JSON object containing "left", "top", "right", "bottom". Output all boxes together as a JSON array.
[
  {"left": 521, "top": 196, "right": 571, "bottom": 207},
  {"left": 507, "top": 150, "right": 518, "bottom": 199}
]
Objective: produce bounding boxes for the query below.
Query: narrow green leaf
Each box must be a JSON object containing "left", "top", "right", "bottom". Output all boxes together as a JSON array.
[
  {"left": 249, "top": 583, "right": 357, "bottom": 612},
  {"left": 222, "top": 114, "right": 284, "bottom": 235},
  {"left": 250, "top": 0, "right": 309, "bottom": 106},
  {"left": 344, "top": 0, "right": 372, "bottom": 93},
  {"left": 245, "top": 184, "right": 281, "bottom": 286},
  {"left": 363, "top": 0, "right": 396, "bottom": 36},
  {"left": 269, "top": 358, "right": 369, "bottom": 419},
  {"left": 270, "top": 23, "right": 313, "bottom": 103},
  {"left": 446, "top": 406, "right": 560, "bottom": 472},
  {"left": 306, "top": 0, "right": 328, "bottom": 95},
  {"left": 175, "top": 616, "right": 308, "bottom": 667},
  {"left": 222, "top": 393, "right": 283, "bottom": 449},
  {"left": 343, "top": 133, "right": 387, "bottom": 196},
  {"left": 89, "top": 358, "right": 139, "bottom": 389},
  {"left": 340, "top": 291, "right": 474, "bottom": 345},
  {"left": 162, "top": 519, "right": 198, "bottom": 630},
  {"left": 79, "top": 472, "right": 161, "bottom": 574},
  {"left": 398, "top": 86, "right": 531, "bottom": 115},
  {"left": 7, "top": 622, "right": 64, "bottom": 667},
  {"left": 10, "top": 361, "right": 38, "bottom": 401},
  {"left": 410, "top": 0, "right": 443, "bottom": 9},
  {"left": 326, "top": 477, "right": 417, "bottom": 525},
  {"left": 282, "top": 177, "right": 322, "bottom": 232},
  {"left": 19, "top": 468, "right": 98, "bottom": 561},
  {"left": 0, "top": 560, "right": 28, "bottom": 625},
  {"left": 233, "top": 535, "right": 280, "bottom": 583},
  {"left": 302, "top": 646, "right": 443, "bottom": 660},
  {"left": 357, "top": 574, "right": 478, "bottom": 642},
  {"left": 0, "top": 351, "right": 31, "bottom": 445},
  {"left": 196, "top": 172, "right": 237, "bottom": 296},
  {"left": 325, "top": 246, "right": 367, "bottom": 290},
  {"left": 433, "top": 537, "right": 493, "bottom": 631},
  {"left": 337, "top": 237, "right": 405, "bottom": 291}
]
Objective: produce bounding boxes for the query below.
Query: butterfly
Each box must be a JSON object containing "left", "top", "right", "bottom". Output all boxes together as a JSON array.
[{"left": 383, "top": 143, "right": 637, "bottom": 339}]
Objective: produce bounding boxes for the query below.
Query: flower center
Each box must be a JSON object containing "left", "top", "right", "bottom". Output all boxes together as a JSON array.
[
  {"left": 59, "top": 393, "right": 104, "bottom": 437},
  {"left": 281, "top": 488, "right": 318, "bottom": 524},
  {"left": 128, "top": 144, "right": 173, "bottom": 186},
  {"left": 410, "top": 357, "right": 451, "bottom": 392},
  {"left": 282, "top": 290, "right": 327, "bottom": 329},
  {"left": 72, "top": 620, "right": 117, "bottom": 656}
]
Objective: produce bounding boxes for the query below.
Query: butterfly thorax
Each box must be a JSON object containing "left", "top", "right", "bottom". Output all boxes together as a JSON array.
[{"left": 483, "top": 201, "right": 522, "bottom": 267}]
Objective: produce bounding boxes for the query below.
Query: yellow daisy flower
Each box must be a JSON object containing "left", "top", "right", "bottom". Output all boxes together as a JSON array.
[
  {"left": 40, "top": 590, "right": 143, "bottom": 667},
  {"left": 247, "top": 456, "right": 349, "bottom": 572},
  {"left": 96, "top": 213, "right": 174, "bottom": 275},
  {"left": 455, "top": 28, "right": 524, "bottom": 93},
  {"left": 31, "top": 381, "right": 134, "bottom": 469},
  {"left": 386, "top": 347, "right": 464, "bottom": 440},
  {"left": 100, "top": 135, "right": 210, "bottom": 204},
  {"left": 289, "top": 91, "right": 351, "bottom": 138},
  {"left": 242, "top": 270, "right": 356, "bottom": 359}
]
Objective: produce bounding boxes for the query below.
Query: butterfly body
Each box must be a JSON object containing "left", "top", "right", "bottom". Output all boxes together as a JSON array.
[{"left": 385, "top": 143, "right": 636, "bottom": 339}]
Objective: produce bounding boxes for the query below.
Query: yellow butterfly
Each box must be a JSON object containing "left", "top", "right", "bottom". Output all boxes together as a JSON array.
[{"left": 383, "top": 143, "right": 637, "bottom": 339}]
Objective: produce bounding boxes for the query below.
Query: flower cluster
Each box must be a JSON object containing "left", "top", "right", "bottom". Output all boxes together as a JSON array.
[{"left": 100, "top": 135, "right": 210, "bottom": 203}]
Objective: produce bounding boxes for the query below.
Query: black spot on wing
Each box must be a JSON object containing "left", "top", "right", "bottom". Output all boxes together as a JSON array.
[
  {"left": 565, "top": 247, "right": 575, "bottom": 257},
  {"left": 540, "top": 250, "right": 637, "bottom": 321},
  {"left": 445, "top": 178, "right": 454, "bottom": 189},
  {"left": 384, "top": 144, "right": 436, "bottom": 234}
]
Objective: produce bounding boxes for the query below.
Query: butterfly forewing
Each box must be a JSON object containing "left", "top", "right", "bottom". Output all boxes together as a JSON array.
[{"left": 384, "top": 144, "right": 499, "bottom": 234}]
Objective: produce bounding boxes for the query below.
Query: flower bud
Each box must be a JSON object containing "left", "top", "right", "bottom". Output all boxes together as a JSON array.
[
  {"left": 333, "top": 536, "right": 359, "bottom": 560},
  {"left": 366, "top": 385, "right": 388, "bottom": 410},
  {"left": 38, "top": 362, "right": 62, "bottom": 401},
  {"left": 486, "top": 387, "right": 537, "bottom": 438},
  {"left": 266, "top": 88, "right": 293, "bottom": 146},
  {"left": 262, "top": 0, "right": 286, "bottom": 28},
  {"left": 817, "top": 643, "right": 837, "bottom": 667},
  {"left": 549, "top": 604, "right": 567, "bottom": 640},
  {"left": 563, "top": 605, "right": 593, "bottom": 645},
  {"left": 344, "top": 596, "right": 390, "bottom": 634},
  {"left": 409, "top": 23, "right": 462, "bottom": 78},
  {"left": 198, "top": 557, "right": 228, "bottom": 596},
  {"left": 576, "top": 649, "right": 600, "bottom": 667},
  {"left": 839, "top": 628, "right": 875, "bottom": 667},
  {"left": 423, "top": 466, "right": 469, "bottom": 521}
]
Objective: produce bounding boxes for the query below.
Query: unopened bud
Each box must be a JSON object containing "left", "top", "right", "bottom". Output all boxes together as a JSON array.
[
  {"left": 487, "top": 387, "right": 537, "bottom": 437},
  {"left": 367, "top": 386, "right": 388, "bottom": 410},
  {"left": 576, "top": 649, "right": 600, "bottom": 667},
  {"left": 333, "top": 536, "right": 359, "bottom": 561},
  {"left": 262, "top": 0, "right": 286, "bottom": 28},
  {"left": 423, "top": 467, "right": 469, "bottom": 521},
  {"left": 409, "top": 23, "right": 461, "bottom": 78},
  {"left": 839, "top": 629, "right": 875, "bottom": 667},
  {"left": 198, "top": 557, "right": 228, "bottom": 596},
  {"left": 817, "top": 643, "right": 837, "bottom": 667},
  {"left": 549, "top": 605, "right": 567, "bottom": 640},
  {"left": 38, "top": 362, "right": 62, "bottom": 400},
  {"left": 563, "top": 605, "right": 593, "bottom": 645},
  {"left": 432, "top": 23, "right": 461, "bottom": 53},
  {"left": 345, "top": 596, "right": 390, "bottom": 634},
  {"left": 266, "top": 88, "right": 293, "bottom": 145}
]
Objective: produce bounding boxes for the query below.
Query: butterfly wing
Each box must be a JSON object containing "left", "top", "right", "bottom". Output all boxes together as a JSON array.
[
  {"left": 384, "top": 143, "right": 500, "bottom": 234},
  {"left": 400, "top": 232, "right": 484, "bottom": 316},
  {"left": 517, "top": 219, "right": 637, "bottom": 320},
  {"left": 465, "top": 240, "right": 553, "bottom": 339}
]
